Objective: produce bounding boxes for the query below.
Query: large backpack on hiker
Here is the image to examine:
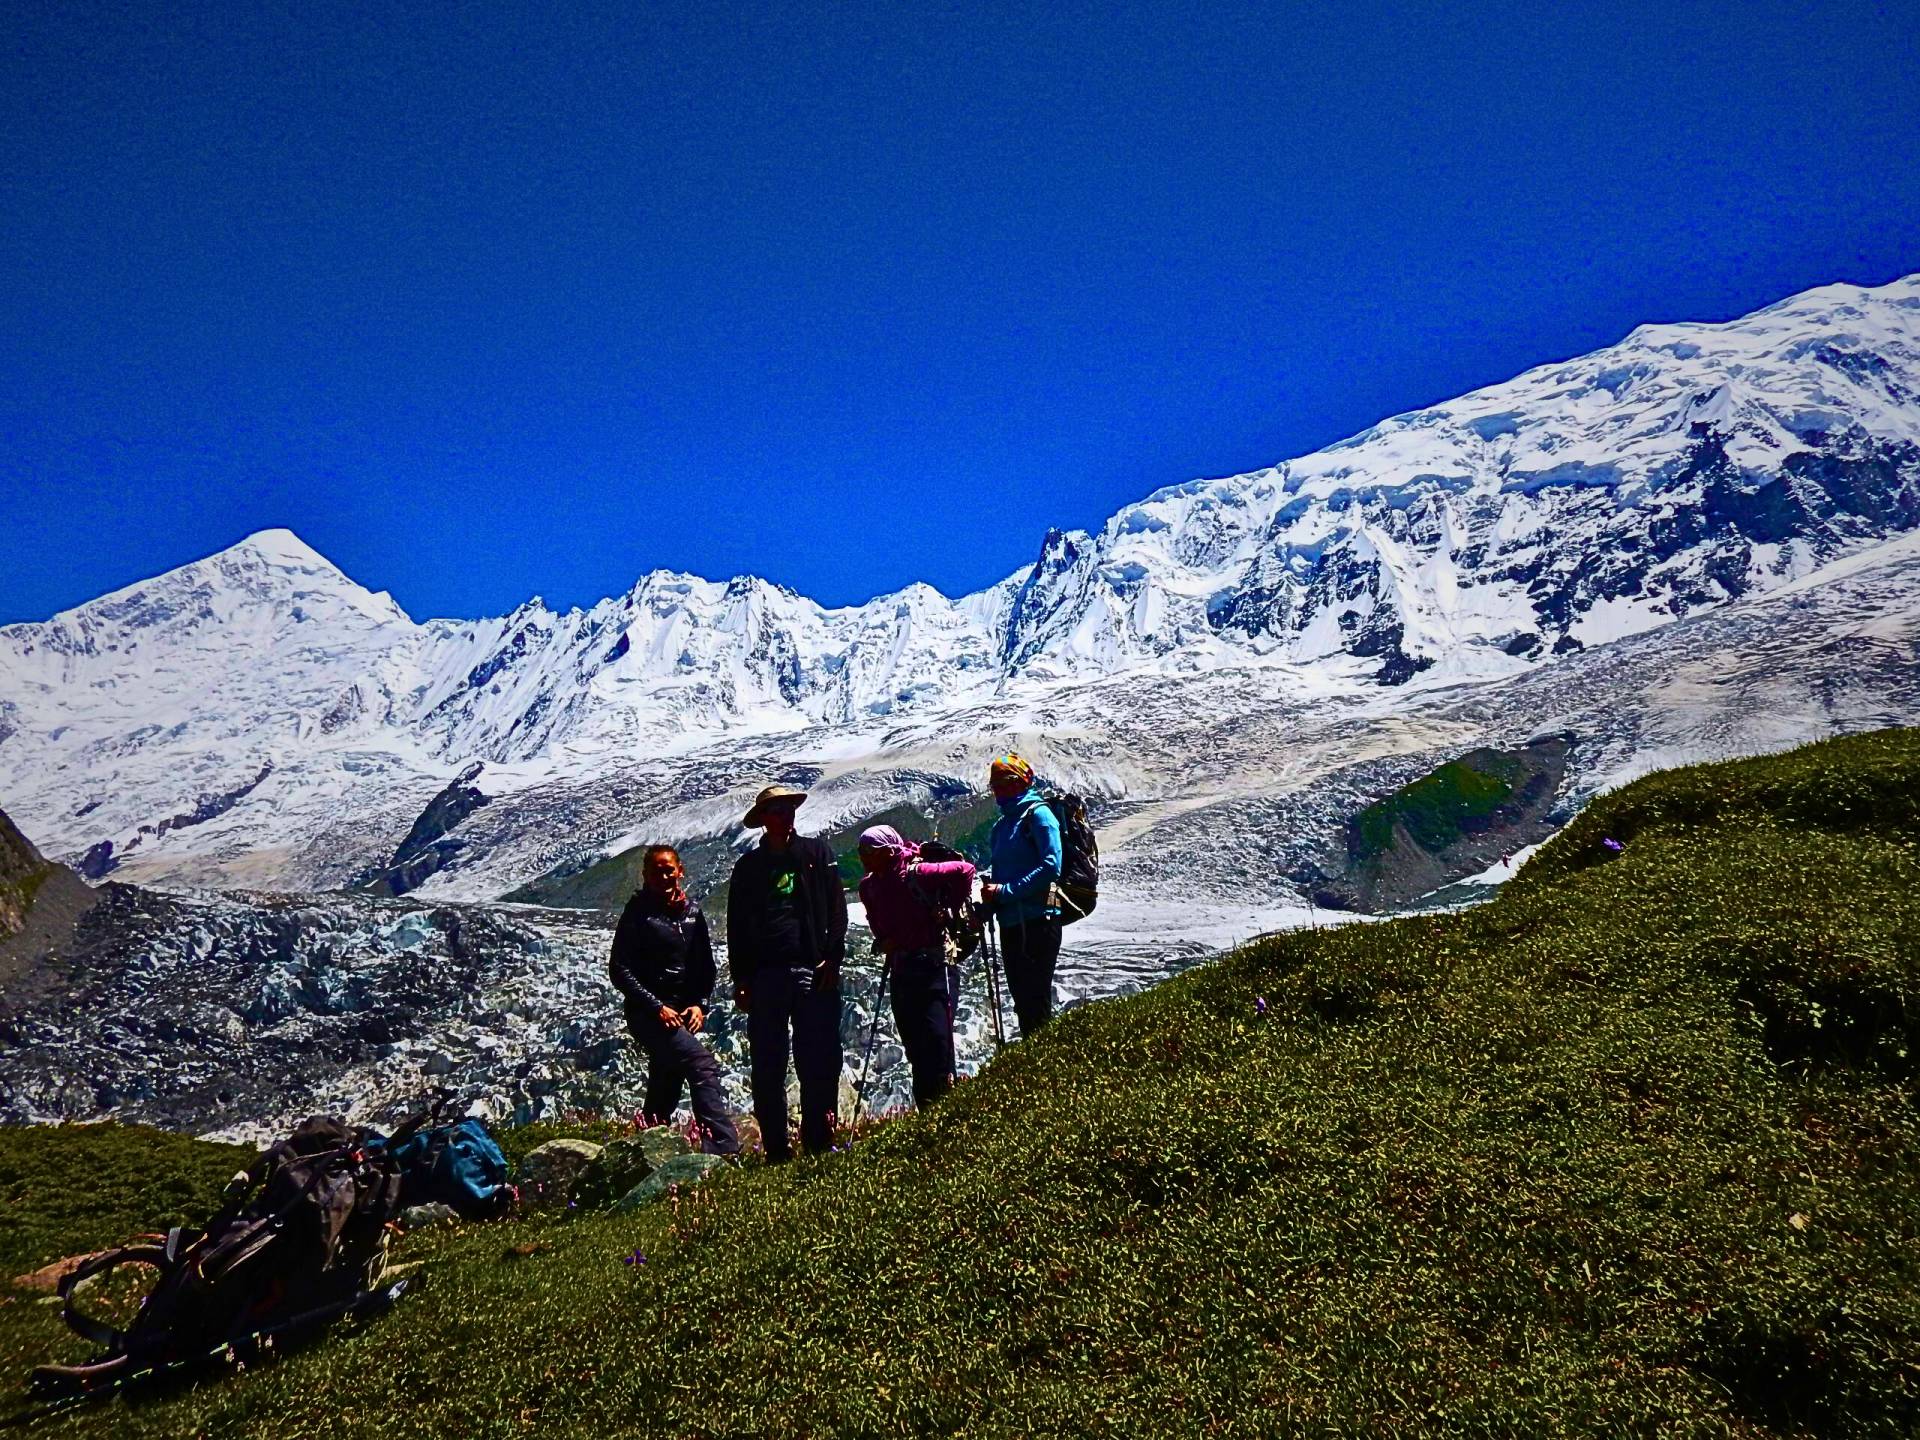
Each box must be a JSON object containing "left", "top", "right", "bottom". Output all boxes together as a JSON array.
[
  {"left": 908, "top": 840, "right": 986, "bottom": 965},
  {"left": 1031, "top": 793, "right": 1099, "bottom": 924},
  {"left": 388, "top": 1115, "right": 511, "bottom": 1218},
  {"left": 30, "top": 1114, "right": 419, "bottom": 1401}
]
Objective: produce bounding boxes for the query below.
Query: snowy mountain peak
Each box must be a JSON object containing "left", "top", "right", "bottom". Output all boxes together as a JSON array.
[
  {"left": 1, "top": 527, "right": 409, "bottom": 670},
  {"left": 230, "top": 527, "right": 333, "bottom": 568},
  {"left": 4, "top": 272, "right": 1920, "bottom": 881},
  {"left": 1000, "top": 270, "right": 1920, "bottom": 680}
]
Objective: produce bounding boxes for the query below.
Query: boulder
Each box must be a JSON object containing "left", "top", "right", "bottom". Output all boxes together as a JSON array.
[
  {"left": 400, "top": 1202, "right": 461, "bottom": 1229},
  {"left": 571, "top": 1136, "right": 655, "bottom": 1210},
  {"left": 516, "top": 1138, "right": 605, "bottom": 1208},
  {"left": 636, "top": 1125, "right": 692, "bottom": 1167},
  {"left": 614, "top": 1152, "right": 729, "bottom": 1212}
]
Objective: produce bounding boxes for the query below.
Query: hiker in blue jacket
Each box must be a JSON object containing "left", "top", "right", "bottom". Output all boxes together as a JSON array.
[{"left": 980, "top": 753, "right": 1063, "bottom": 1037}]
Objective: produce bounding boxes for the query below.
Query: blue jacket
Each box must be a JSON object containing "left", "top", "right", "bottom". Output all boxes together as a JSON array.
[{"left": 988, "top": 789, "right": 1062, "bottom": 926}]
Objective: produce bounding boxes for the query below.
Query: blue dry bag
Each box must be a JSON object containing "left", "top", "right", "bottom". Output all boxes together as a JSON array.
[{"left": 389, "top": 1117, "right": 511, "bottom": 1218}]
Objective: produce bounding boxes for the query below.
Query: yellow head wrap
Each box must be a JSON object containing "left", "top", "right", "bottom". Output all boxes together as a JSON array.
[{"left": 989, "top": 752, "right": 1035, "bottom": 789}]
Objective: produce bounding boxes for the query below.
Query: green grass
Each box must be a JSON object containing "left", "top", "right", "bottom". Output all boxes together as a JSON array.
[
  {"left": 935, "top": 794, "right": 1003, "bottom": 865},
  {"left": 1352, "top": 751, "right": 1524, "bottom": 859},
  {"left": 4, "top": 729, "right": 1918, "bottom": 1435},
  {"left": 0, "top": 1127, "right": 253, "bottom": 1279}
]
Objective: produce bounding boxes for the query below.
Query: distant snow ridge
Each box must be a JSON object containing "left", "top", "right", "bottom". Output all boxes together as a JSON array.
[
  {"left": 1007, "top": 273, "right": 1920, "bottom": 682},
  {"left": 2, "top": 272, "right": 1918, "bottom": 871}
]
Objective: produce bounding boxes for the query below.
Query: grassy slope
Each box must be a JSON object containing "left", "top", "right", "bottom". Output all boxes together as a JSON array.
[
  {"left": 3, "top": 729, "right": 1918, "bottom": 1436},
  {"left": 1351, "top": 751, "right": 1522, "bottom": 859},
  {"left": 0, "top": 1129, "right": 254, "bottom": 1280}
]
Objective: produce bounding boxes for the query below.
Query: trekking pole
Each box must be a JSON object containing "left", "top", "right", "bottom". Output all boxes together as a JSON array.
[
  {"left": 852, "top": 964, "right": 891, "bottom": 1124},
  {"left": 983, "top": 917, "right": 1007, "bottom": 1053}
]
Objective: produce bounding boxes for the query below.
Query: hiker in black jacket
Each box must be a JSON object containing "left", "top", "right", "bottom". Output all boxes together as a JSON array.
[
  {"left": 609, "top": 845, "right": 740, "bottom": 1154},
  {"left": 727, "top": 785, "right": 848, "bottom": 1162}
]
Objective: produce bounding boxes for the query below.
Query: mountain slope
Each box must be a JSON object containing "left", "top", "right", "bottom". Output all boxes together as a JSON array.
[
  {"left": 4, "top": 730, "right": 1916, "bottom": 1435},
  {"left": 2, "top": 273, "right": 1918, "bottom": 891},
  {"left": 0, "top": 808, "right": 96, "bottom": 995},
  {"left": 1003, "top": 273, "right": 1920, "bottom": 680}
]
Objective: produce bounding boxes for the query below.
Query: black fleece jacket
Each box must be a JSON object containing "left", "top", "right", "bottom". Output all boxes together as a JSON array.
[
  {"left": 609, "top": 890, "right": 717, "bottom": 1015},
  {"left": 725, "top": 834, "right": 848, "bottom": 986}
]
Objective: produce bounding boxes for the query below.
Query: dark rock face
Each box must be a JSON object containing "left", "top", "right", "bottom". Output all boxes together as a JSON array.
[
  {"left": 0, "top": 807, "right": 53, "bottom": 942},
  {"left": 69, "top": 765, "right": 275, "bottom": 879},
  {"left": 143, "top": 764, "right": 274, "bottom": 841},
  {"left": 0, "top": 806, "right": 98, "bottom": 978},
  {"left": 356, "top": 763, "right": 492, "bottom": 898},
  {"left": 1003, "top": 528, "right": 1093, "bottom": 669},
  {"left": 1310, "top": 736, "right": 1574, "bottom": 912}
]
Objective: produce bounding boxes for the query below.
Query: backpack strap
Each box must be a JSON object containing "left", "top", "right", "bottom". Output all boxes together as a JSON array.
[
  {"left": 1019, "top": 796, "right": 1057, "bottom": 851},
  {"left": 904, "top": 862, "right": 942, "bottom": 914},
  {"left": 57, "top": 1243, "right": 173, "bottom": 1352}
]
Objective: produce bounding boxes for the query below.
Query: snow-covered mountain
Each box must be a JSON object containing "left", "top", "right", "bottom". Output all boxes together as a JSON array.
[
  {"left": 3, "top": 271, "right": 1918, "bottom": 892},
  {"left": 1003, "top": 273, "right": 1920, "bottom": 680}
]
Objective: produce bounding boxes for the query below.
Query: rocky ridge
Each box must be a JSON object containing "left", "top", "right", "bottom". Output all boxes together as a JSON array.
[{"left": 0, "top": 806, "right": 97, "bottom": 989}]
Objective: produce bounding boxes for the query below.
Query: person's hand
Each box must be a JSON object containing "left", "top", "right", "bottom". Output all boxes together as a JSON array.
[
  {"left": 980, "top": 882, "right": 1000, "bottom": 906},
  {"left": 733, "top": 984, "right": 751, "bottom": 1014},
  {"left": 683, "top": 1004, "right": 705, "bottom": 1034},
  {"left": 657, "top": 1004, "right": 681, "bottom": 1028},
  {"left": 815, "top": 958, "right": 842, "bottom": 994}
]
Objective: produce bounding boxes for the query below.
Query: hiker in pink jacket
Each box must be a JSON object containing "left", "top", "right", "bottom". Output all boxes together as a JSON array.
[{"left": 856, "top": 825, "right": 975, "bottom": 1107}]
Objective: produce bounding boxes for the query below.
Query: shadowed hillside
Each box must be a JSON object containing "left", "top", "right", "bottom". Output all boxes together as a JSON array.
[{"left": 0, "top": 808, "right": 97, "bottom": 1006}]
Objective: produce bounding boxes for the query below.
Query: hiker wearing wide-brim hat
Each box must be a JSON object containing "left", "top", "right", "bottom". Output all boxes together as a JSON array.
[
  {"left": 726, "top": 783, "right": 847, "bottom": 1162},
  {"left": 741, "top": 784, "right": 808, "bottom": 828}
]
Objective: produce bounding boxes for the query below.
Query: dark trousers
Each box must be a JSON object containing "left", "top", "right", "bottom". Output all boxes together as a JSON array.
[
  {"left": 999, "top": 916, "right": 1062, "bottom": 1038},
  {"left": 627, "top": 1009, "right": 741, "bottom": 1155},
  {"left": 889, "top": 948, "right": 959, "bottom": 1107},
  {"left": 746, "top": 965, "right": 844, "bottom": 1160}
]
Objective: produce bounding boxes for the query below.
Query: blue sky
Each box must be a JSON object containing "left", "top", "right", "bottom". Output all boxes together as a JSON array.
[{"left": 3, "top": 0, "right": 1918, "bottom": 623}]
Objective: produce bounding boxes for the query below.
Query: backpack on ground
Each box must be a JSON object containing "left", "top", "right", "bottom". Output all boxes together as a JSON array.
[
  {"left": 388, "top": 1115, "right": 511, "bottom": 1218},
  {"left": 1030, "top": 793, "right": 1100, "bottom": 924},
  {"left": 908, "top": 840, "right": 986, "bottom": 965},
  {"left": 30, "top": 1113, "right": 418, "bottom": 1401}
]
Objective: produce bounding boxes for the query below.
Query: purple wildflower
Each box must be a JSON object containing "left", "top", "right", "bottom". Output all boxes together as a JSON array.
[
  {"left": 1254, "top": 996, "right": 1268, "bottom": 1016},
  {"left": 1602, "top": 837, "right": 1625, "bottom": 854}
]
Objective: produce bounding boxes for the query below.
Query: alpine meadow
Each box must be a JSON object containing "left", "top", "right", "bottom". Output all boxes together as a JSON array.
[{"left": 2, "top": 731, "right": 1917, "bottom": 1433}]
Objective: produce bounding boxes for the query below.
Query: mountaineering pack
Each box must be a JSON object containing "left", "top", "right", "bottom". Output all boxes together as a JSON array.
[
  {"left": 908, "top": 839, "right": 986, "bottom": 965},
  {"left": 31, "top": 1114, "right": 418, "bottom": 1400},
  {"left": 1030, "top": 792, "right": 1100, "bottom": 924},
  {"left": 388, "top": 1115, "right": 511, "bottom": 1218}
]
